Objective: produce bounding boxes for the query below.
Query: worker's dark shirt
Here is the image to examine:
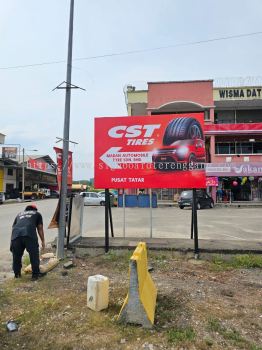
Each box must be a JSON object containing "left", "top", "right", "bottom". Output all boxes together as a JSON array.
[{"left": 11, "top": 210, "right": 43, "bottom": 241}]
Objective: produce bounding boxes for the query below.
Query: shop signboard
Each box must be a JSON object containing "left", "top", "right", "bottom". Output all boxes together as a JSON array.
[
  {"left": 53, "top": 147, "right": 73, "bottom": 189},
  {"left": 206, "top": 163, "right": 262, "bottom": 176},
  {"left": 2, "top": 147, "right": 17, "bottom": 159},
  {"left": 27, "top": 158, "right": 55, "bottom": 174},
  {"left": 95, "top": 113, "right": 206, "bottom": 189},
  {"left": 206, "top": 176, "right": 218, "bottom": 187},
  {"left": 213, "top": 87, "right": 262, "bottom": 101}
]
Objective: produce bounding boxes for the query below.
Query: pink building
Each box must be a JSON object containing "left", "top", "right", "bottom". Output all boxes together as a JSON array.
[{"left": 127, "top": 80, "right": 262, "bottom": 202}]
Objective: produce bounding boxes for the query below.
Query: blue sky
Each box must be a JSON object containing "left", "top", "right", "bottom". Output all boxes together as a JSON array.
[{"left": 1, "top": 0, "right": 262, "bottom": 179}]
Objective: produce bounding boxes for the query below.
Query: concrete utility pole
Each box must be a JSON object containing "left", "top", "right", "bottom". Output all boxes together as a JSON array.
[
  {"left": 57, "top": 0, "right": 74, "bottom": 259},
  {"left": 22, "top": 148, "right": 25, "bottom": 202}
]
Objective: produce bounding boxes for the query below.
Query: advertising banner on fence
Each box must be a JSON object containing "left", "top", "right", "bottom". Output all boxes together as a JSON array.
[
  {"left": 95, "top": 113, "right": 206, "bottom": 189},
  {"left": 53, "top": 147, "right": 73, "bottom": 190}
]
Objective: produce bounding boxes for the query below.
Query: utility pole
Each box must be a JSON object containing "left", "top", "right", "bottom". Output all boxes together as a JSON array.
[
  {"left": 22, "top": 148, "right": 25, "bottom": 201},
  {"left": 57, "top": 0, "right": 74, "bottom": 259}
]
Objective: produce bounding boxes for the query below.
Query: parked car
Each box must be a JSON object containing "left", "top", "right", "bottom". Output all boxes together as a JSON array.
[
  {"left": 80, "top": 192, "right": 106, "bottom": 206},
  {"left": 50, "top": 190, "right": 60, "bottom": 198},
  {"left": 0, "top": 192, "right": 5, "bottom": 204},
  {"left": 178, "top": 190, "right": 214, "bottom": 209},
  {"left": 97, "top": 191, "right": 117, "bottom": 206}
]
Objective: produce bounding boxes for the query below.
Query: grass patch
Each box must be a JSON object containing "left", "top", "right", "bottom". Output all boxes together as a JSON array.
[
  {"left": 211, "top": 254, "right": 262, "bottom": 271},
  {"left": 207, "top": 317, "right": 261, "bottom": 349},
  {"left": 168, "top": 327, "right": 195, "bottom": 344},
  {"left": 155, "top": 293, "right": 187, "bottom": 328}
]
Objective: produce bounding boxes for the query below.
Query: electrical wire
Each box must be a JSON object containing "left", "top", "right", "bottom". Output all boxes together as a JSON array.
[{"left": 0, "top": 30, "right": 261, "bottom": 70}]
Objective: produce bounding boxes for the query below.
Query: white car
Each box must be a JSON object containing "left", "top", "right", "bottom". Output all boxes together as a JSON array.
[{"left": 80, "top": 192, "right": 105, "bottom": 206}]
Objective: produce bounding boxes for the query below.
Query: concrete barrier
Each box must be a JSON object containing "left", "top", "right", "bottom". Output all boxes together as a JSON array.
[{"left": 118, "top": 242, "right": 157, "bottom": 328}]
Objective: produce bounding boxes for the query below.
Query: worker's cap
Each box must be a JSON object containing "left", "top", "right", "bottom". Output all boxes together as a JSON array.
[{"left": 25, "top": 203, "right": 38, "bottom": 211}]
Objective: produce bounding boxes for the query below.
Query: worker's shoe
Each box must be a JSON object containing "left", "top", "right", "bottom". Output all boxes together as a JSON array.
[
  {"left": 14, "top": 273, "right": 21, "bottom": 279},
  {"left": 31, "top": 272, "right": 47, "bottom": 281}
]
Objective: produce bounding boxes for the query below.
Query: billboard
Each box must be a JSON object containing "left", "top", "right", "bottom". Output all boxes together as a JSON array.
[
  {"left": 95, "top": 113, "right": 206, "bottom": 189},
  {"left": 54, "top": 147, "right": 73, "bottom": 189},
  {"left": 2, "top": 147, "right": 17, "bottom": 159}
]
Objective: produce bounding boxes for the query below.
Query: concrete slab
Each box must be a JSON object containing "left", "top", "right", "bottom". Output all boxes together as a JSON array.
[{"left": 71, "top": 237, "right": 262, "bottom": 254}]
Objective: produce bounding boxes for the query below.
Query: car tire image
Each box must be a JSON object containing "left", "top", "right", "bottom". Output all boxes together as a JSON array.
[
  {"left": 31, "top": 194, "right": 37, "bottom": 200},
  {"left": 197, "top": 202, "right": 201, "bottom": 210},
  {"left": 179, "top": 206, "right": 184, "bottom": 209},
  {"left": 100, "top": 201, "right": 105, "bottom": 206},
  {"left": 163, "top": 117, "right": 204, "bottom": 146}
]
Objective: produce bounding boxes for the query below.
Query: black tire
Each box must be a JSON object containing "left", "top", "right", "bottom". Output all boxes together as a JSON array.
[
  {"left": 31, "top": 194, "right": 37, "bottom": 200},
  {"left": 100, "top": 201, "right": 105, "bottom": 206},
  {"left": 197, "top": 202, "right": 201, "bottom": 210},
  {"left": 179, "top": 206, "right": 184, "bottom": 209},
  {"left": 163, "top": 117, "right": 204, "bottom": 146}
]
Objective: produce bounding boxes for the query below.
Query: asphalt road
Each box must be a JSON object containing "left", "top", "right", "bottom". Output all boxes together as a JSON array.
[{"left": 0, "top": 199, "right": 261, "bottom": 276}]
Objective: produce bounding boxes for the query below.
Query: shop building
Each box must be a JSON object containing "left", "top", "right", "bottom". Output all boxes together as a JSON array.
[
  {"left": 0, "top": 142, "right": 57, "bottom": 199},
  {"left": 126, "top": 80, "right": 262, "bottom": 202}
]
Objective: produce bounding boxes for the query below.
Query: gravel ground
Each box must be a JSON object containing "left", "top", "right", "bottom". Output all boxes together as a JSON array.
[{"left": 0, "top": 250, "right": 262, "bottom": 350}]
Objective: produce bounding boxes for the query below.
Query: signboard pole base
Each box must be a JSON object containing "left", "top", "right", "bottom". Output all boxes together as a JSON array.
[
  {"left": 192, "top": 189, "right": 199, "bottom": 259},
  {"left": 105, "top": 189, "right": 110, "bottom": 253},
  {"left": 108, "top": 197, "right": 114, "bottom": 238},
  {"left": 190, "top": 206, "right": 194, "bottom": 240},
  {"left": 66, "top": 194, "right": 73, "bottom": 248}
]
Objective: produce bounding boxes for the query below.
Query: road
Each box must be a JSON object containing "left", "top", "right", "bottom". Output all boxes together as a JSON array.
[{"left": 0, "top": 199, "right": 261, "bottom": 277}]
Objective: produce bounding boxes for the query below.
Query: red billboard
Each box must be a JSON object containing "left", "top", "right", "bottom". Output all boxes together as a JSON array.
[
  {"left": 54, "top": 147, "right": 73, "bottom": 189},
  {"left": 95, "top": 113, "right": 206, "bottom": 189}
]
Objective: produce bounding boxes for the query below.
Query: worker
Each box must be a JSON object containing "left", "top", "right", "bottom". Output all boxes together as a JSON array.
[{"left": 10, "top": 204, "right": 46, "bottom": 281}]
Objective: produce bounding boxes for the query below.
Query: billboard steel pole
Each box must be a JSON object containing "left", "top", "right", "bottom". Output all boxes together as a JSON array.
[{"left": 57, "top": 0, "right": 74, "bottom": 259}]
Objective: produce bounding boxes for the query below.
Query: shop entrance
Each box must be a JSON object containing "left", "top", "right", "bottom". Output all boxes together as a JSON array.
[{"left": 217, "top": 177, "right": 262, "bottom": 202}]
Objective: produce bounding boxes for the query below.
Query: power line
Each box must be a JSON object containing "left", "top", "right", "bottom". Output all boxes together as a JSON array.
[{"left": 0, "top": 30, "right": 262, "bottom": 70}]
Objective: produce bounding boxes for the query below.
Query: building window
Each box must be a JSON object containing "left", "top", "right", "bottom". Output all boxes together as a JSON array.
[
  {"left": 7, "top": 168, "right": 13, "bottom": 176},
  {"left": 253, "top": 142, "right": 262, "bottom": 153},
  {"left": 204, "top": 110, "right": 210, "bottom": 121},
  {"left": 215, "top": 142, "right": 235, "bottom": 154},
  {"left": 236, "top": 142, "right": 252, "bottom": 154},
  {"left": 215, "top": 110, "right": 235, "bottom": 124},
  {"left": 215, "top": 141, "right": 262, "bottom": 155},
  {"left": 236, "top": 109, "right": 262, "bottom": 123}
]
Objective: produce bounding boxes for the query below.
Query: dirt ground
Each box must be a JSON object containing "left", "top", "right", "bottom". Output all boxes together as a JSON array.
[{"left": 0, "top": 250, "right": 261, "bottom": 350}]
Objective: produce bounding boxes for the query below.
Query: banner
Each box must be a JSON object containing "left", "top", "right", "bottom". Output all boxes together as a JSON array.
[
  {"left": 53, "top": 147, "right": 73, "bottom": 189},
  {"left": 2, "top": 147, "right": 17, "bottom": 159},
  {"left": 206, "top": 163, "right": 262, "bottom": 176},
  {"left": 95, "top": 113, "right": 206, "bottom": 189},
  {"left": 27, "top": 158, "right": 55, "bottom": 173}
]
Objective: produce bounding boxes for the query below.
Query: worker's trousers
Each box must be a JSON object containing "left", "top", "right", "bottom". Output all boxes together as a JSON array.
[{"left": 11, "top": 236, "right": 40, "bottom": 277}]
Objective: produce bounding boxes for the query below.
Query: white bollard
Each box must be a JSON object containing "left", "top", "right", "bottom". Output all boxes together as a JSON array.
[{"left": 87, "top": 275, "right": 109, "bottom": 311}]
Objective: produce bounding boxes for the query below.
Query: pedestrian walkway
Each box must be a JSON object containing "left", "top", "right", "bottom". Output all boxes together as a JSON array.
[{"left": 71, "top": 237, "right": 262, "bottom": 254}]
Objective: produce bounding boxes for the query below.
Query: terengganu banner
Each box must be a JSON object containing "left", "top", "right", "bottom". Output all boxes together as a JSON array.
[{"left": 94, "top": 113, "right": 206, "bottom": 189}]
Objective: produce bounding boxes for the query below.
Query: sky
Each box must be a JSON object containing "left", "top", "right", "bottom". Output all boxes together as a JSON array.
[{"left": 1, "top": 0, "right": 262, "bottom": 180}]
